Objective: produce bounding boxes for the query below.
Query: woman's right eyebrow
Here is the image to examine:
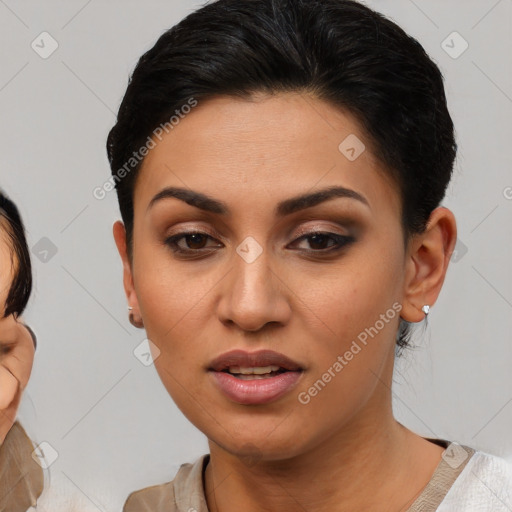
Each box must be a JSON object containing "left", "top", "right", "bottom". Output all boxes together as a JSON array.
[
  {"left": 147, "top": 187, "right": 227, "bottom": 215},
  {"left": 146, "top": 185, "right": 370, "bottom": 216}
]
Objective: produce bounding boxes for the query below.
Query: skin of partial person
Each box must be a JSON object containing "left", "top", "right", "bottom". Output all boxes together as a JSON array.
[
  {"left": 0, "top": 223, "right": 35, "bottom": 444},
  {"left": 113, "top": 92, "right": 457, "bottom": 512}
]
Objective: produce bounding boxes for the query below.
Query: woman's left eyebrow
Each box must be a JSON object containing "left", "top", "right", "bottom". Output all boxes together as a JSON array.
[{"left": 147, "top": 185, "right": 370, "bottom": 216}]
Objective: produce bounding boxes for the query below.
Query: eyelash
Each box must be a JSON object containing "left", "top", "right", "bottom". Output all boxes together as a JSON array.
[{"left": 164, "top": 230, "right": 354, "bottom": 257}]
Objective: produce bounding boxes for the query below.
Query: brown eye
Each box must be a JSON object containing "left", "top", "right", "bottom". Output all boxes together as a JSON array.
[
  {"left": 305, "top": 233, "right": 335, "bottom": 250},
  {"left": 165, "top": 231, "right": 223, "bottom": 255},
  {"left": 182, "top": 233, "right": 209, "bottom": 249},
  {"left": 290, "top": 232, "right": 354, "bottom": 253}
]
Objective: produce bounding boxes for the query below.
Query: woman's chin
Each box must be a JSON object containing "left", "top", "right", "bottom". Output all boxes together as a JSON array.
[{"left": 208, "top": 431, "right": 312, "bottom": 464}]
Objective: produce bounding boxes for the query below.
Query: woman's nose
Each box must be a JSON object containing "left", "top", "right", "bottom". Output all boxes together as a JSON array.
[{"left": 216, "top": 247, "right": 291, "bottom": 333}]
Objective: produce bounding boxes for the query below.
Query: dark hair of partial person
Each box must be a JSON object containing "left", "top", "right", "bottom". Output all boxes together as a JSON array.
[
  {"left": 106, "top": 0, "right": 457, "bottom": 354},
  {"left": 0, "top": 189, "right": 32, "bottom": 319}
]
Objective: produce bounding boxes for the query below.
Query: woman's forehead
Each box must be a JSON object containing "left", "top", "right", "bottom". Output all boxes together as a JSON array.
[{"left": 133, "top": 94, "right": 397, "bottom": 215}]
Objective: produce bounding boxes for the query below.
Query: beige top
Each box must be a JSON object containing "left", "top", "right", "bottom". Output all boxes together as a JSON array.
[
  {"left": 0, "top": 421, "right": 44, "bottom": 512},
  {"left": 123, "top": 438, "right": 477, "bottom": 512}
]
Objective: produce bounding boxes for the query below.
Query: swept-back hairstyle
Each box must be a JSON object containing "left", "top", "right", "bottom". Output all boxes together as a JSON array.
[
  {"left": 106, "top": 0, "right": 456, "bottom": 353},
  {"left": 0, "top": 189, "right": 32, "bottom": 318}
]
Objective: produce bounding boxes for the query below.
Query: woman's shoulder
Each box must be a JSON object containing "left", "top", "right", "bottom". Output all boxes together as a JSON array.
[
  {"left": 123, "top": 454, "right": 209, "bottom": 512},
  {"left": 438, "top": 445, "right": 512, "bottom": 511},
  {"left": 123, "top": 480, "right": 176, "bottom": 512}
]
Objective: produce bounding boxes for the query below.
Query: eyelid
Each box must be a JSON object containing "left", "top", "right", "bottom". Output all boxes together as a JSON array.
[
  {"left": 165, "top": 223, "right": 222, "bottom": 240},
  {"left": 291, "top": 222, "right": 351, "bottom": 239},
  {"left": 165, "top": 221, "right": 352, "bottom": 243}
]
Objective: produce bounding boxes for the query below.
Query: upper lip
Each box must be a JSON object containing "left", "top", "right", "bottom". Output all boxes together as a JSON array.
[{"left": 208, "top": 349, "right": 303, "bottom": 372}]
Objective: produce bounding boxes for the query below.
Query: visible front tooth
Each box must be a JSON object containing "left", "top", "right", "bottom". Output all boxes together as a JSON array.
[
  {"left": 236, "top": 374, "right": 272, "bottom": 380},
  {"left": 228, "top": 365, "right": 281, "bottom": 375}
]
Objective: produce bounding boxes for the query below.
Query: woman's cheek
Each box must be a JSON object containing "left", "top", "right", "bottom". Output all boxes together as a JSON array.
[{"left": 0, "top": 365, "right": 18, "bottom": 410}]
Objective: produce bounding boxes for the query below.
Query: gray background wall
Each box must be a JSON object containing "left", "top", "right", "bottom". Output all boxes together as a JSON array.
[{"left": 1, "top": 0, "right": 511, "bottom": 510}]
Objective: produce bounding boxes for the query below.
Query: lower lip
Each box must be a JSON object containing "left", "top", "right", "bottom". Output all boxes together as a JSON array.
[{"left": 209, "top": 370, "right": 303, "bottom": 405}]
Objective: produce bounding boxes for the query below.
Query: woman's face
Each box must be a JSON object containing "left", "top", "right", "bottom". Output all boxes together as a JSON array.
[
  {"left": 116, "top": 92, "right": 422, "bottom": 460},
  {"left": 0, "top": 224, "right": 35, "bottom": 442}
]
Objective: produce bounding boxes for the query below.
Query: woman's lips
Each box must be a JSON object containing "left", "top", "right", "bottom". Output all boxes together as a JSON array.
[
  {"left": 209, "top": 369, "right": 303, "bottom": 405},
  {"left": 208, "top": 349, "right": 303, "bottom": 372},
  {"left": 207, "top": 349, "right": 305, "bottom": 405}
]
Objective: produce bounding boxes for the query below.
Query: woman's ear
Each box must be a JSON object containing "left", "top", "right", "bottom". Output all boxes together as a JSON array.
[
  {"left": 112, "top": 221, "right": 140, "bottom": 313},
  {"left": 400, "top": 207, "right": 457, "bottom": 323}
]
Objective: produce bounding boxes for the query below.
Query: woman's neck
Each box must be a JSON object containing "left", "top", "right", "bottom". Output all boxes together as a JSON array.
[{"left": 203, "top": 416, "right": 445, "bottom": 512}]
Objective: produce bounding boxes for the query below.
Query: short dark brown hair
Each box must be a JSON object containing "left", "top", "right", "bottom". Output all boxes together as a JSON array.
[{"left": 0, "top": 190, "right": 32, "bottom": 318}]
